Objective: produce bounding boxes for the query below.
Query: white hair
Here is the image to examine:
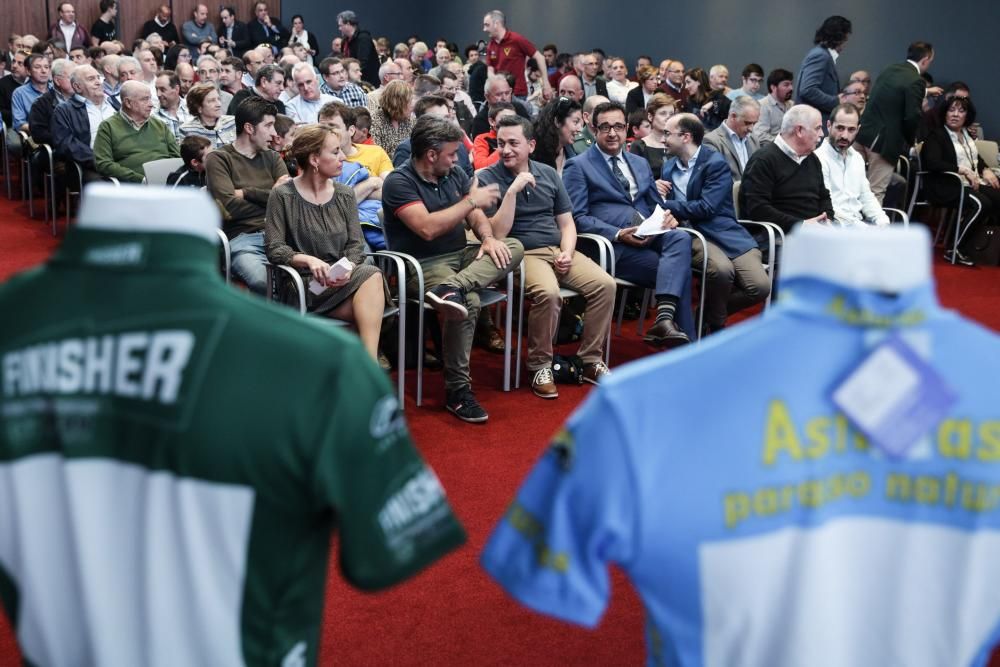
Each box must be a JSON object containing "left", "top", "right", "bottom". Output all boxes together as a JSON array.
[
  {"left": 119, "top": 80, "right": 149, "bottom": 99},
  {"left": 485, "top": 74, "right": 509, "bottom": 94},
  {"left": 291, "top": 61, "right": 313, "bottom": 79},
  {"left": 50, "top": 58, "right": 75, "bottom": 78},
  {"left": 117, "top": 55, "right": 139, "bottom": 75},
  {"left": 780, "top": 104, "right": 820, "bottom": 135},
  {"left": 710, "top": 64, "right": 729, "bottom": 77}
]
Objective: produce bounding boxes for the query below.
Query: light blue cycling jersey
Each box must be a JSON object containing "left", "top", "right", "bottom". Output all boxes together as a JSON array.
[{"left": 482, "top": 230, "right": 1000, "bottom": 667}]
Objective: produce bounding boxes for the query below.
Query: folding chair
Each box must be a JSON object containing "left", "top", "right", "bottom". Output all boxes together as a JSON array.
[
  {"left": 143, "top": 158, "right": 185, "bottom": 186},
  {"left": 906, "top": 150, "right": 981, "bottom": 264}
]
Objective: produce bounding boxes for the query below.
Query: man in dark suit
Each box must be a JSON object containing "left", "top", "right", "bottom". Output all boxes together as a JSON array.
[
  {"left": 794, "top": 15, "right": 852, "bottom": 122},
  {"left": 563, "top": 101, "right": 694, "bottom": 347},
  {"left": 247, "top": 2, "right": 289, "bottom": 57},
  {"left": 661, "top": 113, "right": 770, "bottom": 333},
  {"left": 856, "top": 41, "right": 935, "bottom": 204},
  {"left": 703, "top": 95, "right": 761, "bottom": 181},
  {"left": 218, "top": 7, "right": 251, "bottom": 58}
]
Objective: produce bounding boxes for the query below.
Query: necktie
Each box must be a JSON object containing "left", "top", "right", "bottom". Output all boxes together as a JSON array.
[{"left": 610, "top": 156, "right": 631, "bottom": 200}]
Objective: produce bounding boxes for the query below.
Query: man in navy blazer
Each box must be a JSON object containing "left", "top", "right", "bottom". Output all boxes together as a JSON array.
[
  {"left": 563, "top": 101, "right": 693, "bottom": 347},
  {"left": 660, "top": 113, "right": 771, "bottom": 333},
  {"left": 794, "top": 15, "right": 852, "bottom": 123}
]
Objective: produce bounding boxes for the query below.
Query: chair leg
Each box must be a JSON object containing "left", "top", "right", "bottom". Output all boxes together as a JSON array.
[
  {"left": 637, "top": 289, "right": 651, "bottom": 335},
  {"left": 515, "top": 265, "right": 525, "bottom": 389},
  {"left": 615, "top": 286, "right": 628, "bottom": 335}
]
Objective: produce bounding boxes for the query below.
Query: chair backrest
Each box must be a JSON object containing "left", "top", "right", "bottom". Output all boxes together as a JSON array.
[
  {"left": 142, "top": 158, "right": 184, "bottom": 186},
  {"left": 976, "top": 140, "right": 999, "bottom": 169}
]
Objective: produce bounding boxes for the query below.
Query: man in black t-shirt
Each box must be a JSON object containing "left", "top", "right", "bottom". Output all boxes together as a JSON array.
[
  {"left": 90, "top": 0, "right": 118, "bottom": 45},
  {"left": 383, "top": 116, "right": 523, "bottom": 423}
]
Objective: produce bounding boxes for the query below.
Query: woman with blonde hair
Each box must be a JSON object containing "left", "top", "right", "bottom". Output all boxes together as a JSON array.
[
  {"left": 370, "top": 79, "right": 415, "bottom": 157},
  {"left": 264, "top": 124, "right": 386, "bottom": 359},
  {"left": 178, "top": 82, "right": 236, "bottom": 147}
]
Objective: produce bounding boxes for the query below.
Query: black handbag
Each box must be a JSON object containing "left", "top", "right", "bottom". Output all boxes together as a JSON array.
[{"left": 969, "top": 225, "right": 1000, "bottom": 266}]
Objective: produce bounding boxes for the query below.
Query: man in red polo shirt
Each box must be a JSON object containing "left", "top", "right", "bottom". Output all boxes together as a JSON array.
[{"left": 482, "top": 10, "right": 552, "bottom": 102}]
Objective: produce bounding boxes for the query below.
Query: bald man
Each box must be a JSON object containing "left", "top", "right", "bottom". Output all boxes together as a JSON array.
[
  {"left": 182, "top": 4, "right": 217, "bottom": 51},
  {"left": 557, "top": 74, "right": 584, "bottom": 102},
  {"left": 141, "top": 4, "right": 179, "bottom": 45},
  {"left": 93, "top": 80, "right": 179, "bottom": 182}
]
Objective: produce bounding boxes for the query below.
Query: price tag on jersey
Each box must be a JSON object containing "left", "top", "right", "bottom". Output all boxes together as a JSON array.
[{"left": 831, "top": 335, "right": 957, "bottom": 458}]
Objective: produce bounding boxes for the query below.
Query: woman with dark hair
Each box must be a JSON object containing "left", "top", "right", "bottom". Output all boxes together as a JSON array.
[
  {"left": 683, "top": 67, "right": 730, "bottom": 131},
  {"left": 286, "top": 15, "right": 318, "bottom": 64},
  {"left": 164, "top": 44, "right": 193, "bottom": 71},
  {"left": 629, "top": 94, "right": 676, "bottom": 179},
  {"left": 532, "top": 96, "right": 583, "bottom": 174},
  {"left": 264, "top": 124, "right": 386, "bottom": 359},
  {"left": 179, "top": 82, "right": 237, "bottom": 148},
  {"left": 921, "top": 96, "right": 1000, "bottom": 266}
]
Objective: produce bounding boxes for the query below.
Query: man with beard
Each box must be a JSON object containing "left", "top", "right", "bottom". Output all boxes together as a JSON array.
[
  {"left": 815, "top": 103, "right": 889, "bottom": 227},
  {"left": 753, "top": 68, "right": 793, "bottom": 145}
]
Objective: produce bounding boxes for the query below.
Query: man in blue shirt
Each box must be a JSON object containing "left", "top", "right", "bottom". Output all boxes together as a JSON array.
[
  {"left": 12, "top": 54, "right": 51, "bottom": 132},
  {"left": 181, "top": 4, "right": 217, "bottom": 53},
  {"left": 483, "top": 225, "right": 1000, "bottom": 666}
]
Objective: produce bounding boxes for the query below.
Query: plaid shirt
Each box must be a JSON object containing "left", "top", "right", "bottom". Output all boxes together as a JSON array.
[{"left": 320, "top": 81, "right": 367, "bottom": 108}]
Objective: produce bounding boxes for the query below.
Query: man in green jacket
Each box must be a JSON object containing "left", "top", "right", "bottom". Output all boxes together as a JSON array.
[
  {"left": 94, "top": 79, "right": 179, "bottom": 182},
  {"left": 855, "top": 41, "right": 934, "bottom": 204}
]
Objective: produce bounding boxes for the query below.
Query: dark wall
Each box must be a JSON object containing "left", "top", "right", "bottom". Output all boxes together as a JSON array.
[{"left": 284, "top": 0, "right": 1000, "bottom": 136}]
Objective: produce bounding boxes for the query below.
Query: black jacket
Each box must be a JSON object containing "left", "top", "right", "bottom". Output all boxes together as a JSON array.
[
  {"left": 219, "top": 20, "right": 252, "bottom": 57},
  {"left": 920, "top": 125, "right": 988, "bottom": 205},
  {"left": 28, "top": 89, "right": 65, "bottom": 146},
  {"left": 141, "top": 19, "right": 179, "bottom": 45},
  {"left": 51, "top": 96, "right": 94, "bottom": 166},
  {"left": 343, "top": 28, "right": 379, "bottom": 86},
  {"left": 248, "top": 19, "right": 289, "bottom": 52}
]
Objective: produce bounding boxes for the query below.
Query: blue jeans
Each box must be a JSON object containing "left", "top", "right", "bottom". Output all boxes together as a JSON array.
[{"left": 229, "top": 230, "right": 267, "bottom": 294}]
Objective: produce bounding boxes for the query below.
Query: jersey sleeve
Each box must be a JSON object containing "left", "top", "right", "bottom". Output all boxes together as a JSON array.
[
  {"left": 480, "top": 389, "right": 639, "bottom": 627},
  {"left": 312, "top": 338, "right": 465, "bottom": 590},
  {"left": 553, "top": 171, "right": 573, "bottom": 217},
  {"left": 382, "top": 170, "right": 422, "bottom": 216},
  {"left": 514, "top": 32, "right": 537, "bottom": 57}
]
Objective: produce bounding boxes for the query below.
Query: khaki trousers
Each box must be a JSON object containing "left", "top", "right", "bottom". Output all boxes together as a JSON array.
[
  {"left": 690, "top": 242, "right": 771, "bottom": 328},
  {"left": 522, "top": 247, "right": 616, "bottom": 370}
]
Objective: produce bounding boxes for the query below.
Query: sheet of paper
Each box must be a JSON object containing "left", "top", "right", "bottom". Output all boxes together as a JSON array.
[
  {"left": 308, "top": 258, "right": 354, "bottom": 295},
  {"left": 634, "top": 205, "right": 670, "bottom": 237}
]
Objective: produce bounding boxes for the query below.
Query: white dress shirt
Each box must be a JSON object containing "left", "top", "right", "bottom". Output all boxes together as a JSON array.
[
  {"left": 82, "top": 94, "right": 116, "bottom": 147},
  {"left": 816, "top": 140, "right": 889, "bottom": 227},
  {"left": 722, "top": 123, "right": 750, "bottom": 172}
]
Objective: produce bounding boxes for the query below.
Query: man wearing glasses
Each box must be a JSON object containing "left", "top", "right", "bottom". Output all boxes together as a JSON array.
[
  {"left": 365, "top": 60, "right": 402, "bottom": 109},
  {"left": 727, "top": 63, "right": 766, "bottom": 101},
  {"left": 563, "top": 101, "right": 695, "bottom": 348},
  {"left": 658, "top": 59, "right": 687, "bottom": 104}
]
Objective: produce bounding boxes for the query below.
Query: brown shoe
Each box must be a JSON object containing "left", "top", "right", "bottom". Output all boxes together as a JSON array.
[
  {"left": 475, "top": 326, "right": 506, "bottom": 354},
  {"left": 531, "top": 367, "right": 559, "bottom": 399},
  {"left": 582, "top": 361, "right": 611, "bottom": 385},
  {"left": 643, "top": 319, "right": 691, "bottom": 348}
]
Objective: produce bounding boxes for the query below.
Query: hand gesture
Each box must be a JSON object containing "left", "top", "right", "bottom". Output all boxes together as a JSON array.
[
  {"left": 304, "top": 256, "right": 331, "bottom": 285},
  {"left": 508, "top": 170, "right": 536, "bottom": 195},
  {"left": 469, "top": 175, "right": 501, "bottom": 209}
]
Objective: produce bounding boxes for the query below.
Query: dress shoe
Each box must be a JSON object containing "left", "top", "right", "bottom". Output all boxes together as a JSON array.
[
  {"left": 582, "top": 361, "right": 611, "bottom": 385},
  {"left": 643, "top": 319, "right": 691, "bottom": 349},
  {"left": 474, "top": 326, "right": 506, "bottom": 353}
]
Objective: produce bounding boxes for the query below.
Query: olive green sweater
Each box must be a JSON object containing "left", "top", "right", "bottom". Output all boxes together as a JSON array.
[{"left": 93, "top": 113, "right": 180, "bottom": 183}]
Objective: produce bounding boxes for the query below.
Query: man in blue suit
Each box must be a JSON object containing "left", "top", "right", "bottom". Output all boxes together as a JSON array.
[
  {"left": 563, "top": 101, "right": 693, "bottom": 347},
  {"left": 660, "top": 113, "right": 771, "bottom": 333},
  {"left": 793, "top": 15, "right": 852, "bottom": 123}
]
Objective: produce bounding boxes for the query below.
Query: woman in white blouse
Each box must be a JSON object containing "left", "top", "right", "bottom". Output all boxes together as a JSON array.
[{"left": 605, "top": 57, "right": 638, "bottom": 105}]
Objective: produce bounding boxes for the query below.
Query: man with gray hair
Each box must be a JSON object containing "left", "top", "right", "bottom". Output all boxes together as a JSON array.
[
  {"left": 93, "top": 79, "right": 179, "bottom": 182},
  {"left": 740, "top": 104, "right": 834, "bottom": 232},
  {"left": 336, "top": 10, "right": 378, "bottom": 85},
  {"left": 285, "top": 61, "right": 336, "bottom": 122},
  {"left": 482, "top": 9, "right": 551, "bottom": 102},
  {"left": 470, "top": 73, "right": 531, "bottom": 137},
  {"left": 703, "top": 95, "right": 761, "bottom": 180},
  {"left": 195, "top": 54, "right": 234, "bottom": 112},
  {"left": 99, "top": 53, "right": 121, "bottom": 107},
  {"left": 709, "top": 64, "right": 731, "bottom": 95},
  {"left": 366, "top": 59, "right": 403, "bottom": 108},
  {"left": 115, "top": 54, "right": 141, "bottom": 110},
  {"left": 52, "top": 64, "right": 114, "bottom": 180},
  {"left": 154, "top": 69, "right": 191, "bottom": 138},
  {"left": 382, "top": 114, "right": 524, "bottom": 424},
  {"left": 229, "top": 63, "right": 286, "bottom": 114}
]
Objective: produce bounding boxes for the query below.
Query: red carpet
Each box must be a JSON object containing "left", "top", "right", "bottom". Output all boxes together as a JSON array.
[{"left": 2, "top": 193, "right": 999, "bottom": 665}]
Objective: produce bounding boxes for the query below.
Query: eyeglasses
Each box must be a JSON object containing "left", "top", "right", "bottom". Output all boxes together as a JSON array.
[
  {"left": 747, "top": 77, "right": 763, "bottom": 84},
  {"left": 596, "top": 122, "right": 627, "bottom": 134},
  {"left": 850, "top": 77, "right": 871, "bottom": 84},
  {"left": 843, "top": 88, "right": 865, "bottom": 96}
]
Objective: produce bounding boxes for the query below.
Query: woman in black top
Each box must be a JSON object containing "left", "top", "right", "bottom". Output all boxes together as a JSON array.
[
  {"left": 921, "top": 96, "right": 1000, "bottom": 265},
  {"left": 684, "top": 67, "right": 730, "bottom": 131},
  {"left": 533, "top": 96, "right": 583, "bottom": 174},
  {"left": 629, "top": 93, "right": 677, "bottom": 179}
]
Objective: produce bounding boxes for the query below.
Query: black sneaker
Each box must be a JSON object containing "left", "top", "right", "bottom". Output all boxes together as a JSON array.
[
  {"left": 446, "top": 387, "right": 489, "bottom": 423},
  {"left": 943, "top": 249, "right": 975, "bottom": 267},
  {"left": 426, "top": 283, "right": 469, "bottom": 320}
]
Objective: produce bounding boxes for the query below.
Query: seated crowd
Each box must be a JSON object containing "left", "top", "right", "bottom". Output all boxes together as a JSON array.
[{"left": 3, "top": 7, "right": 987, "bottom": 421}]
